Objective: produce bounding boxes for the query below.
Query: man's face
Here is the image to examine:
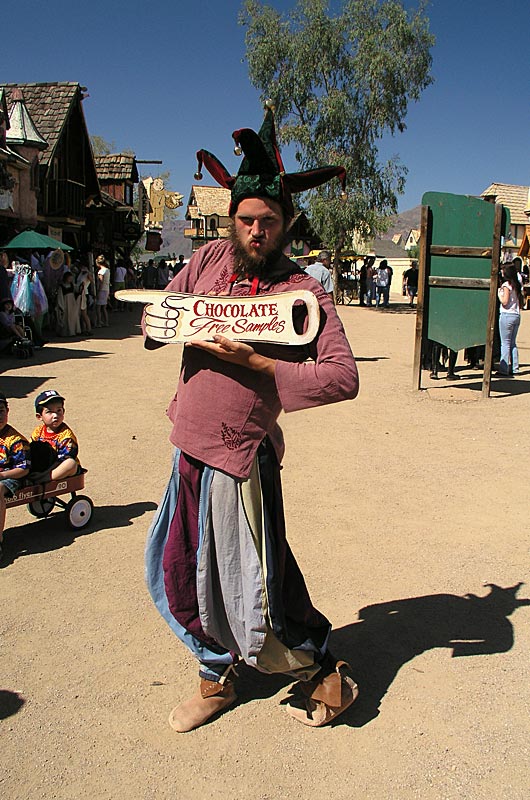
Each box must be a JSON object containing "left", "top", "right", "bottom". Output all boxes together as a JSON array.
[
  {"left": 0, "top": 401, "right": 8, "bottom": 428},
  {"left": 37, "top": 400, "right": 65, "bottom": 432},
  {"left": 232, "top": 197, "right": 286, "bottom": 264}
]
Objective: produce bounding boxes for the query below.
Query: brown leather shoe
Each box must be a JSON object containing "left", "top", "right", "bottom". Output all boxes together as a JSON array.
[
  {"left": 286, "top": 660, "right": 358, "bottom": 727},
  {"left": 168, "top": 670, "right": 237, "bottom": 733}
]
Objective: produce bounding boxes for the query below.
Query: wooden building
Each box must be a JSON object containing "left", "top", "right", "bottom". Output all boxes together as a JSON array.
[
  {"left": 0, "top": 87, "right": 43, "bottom": 242},
  {"left": 185, "top": 185, "right": 231, "bottom": 252},
  {"left": 481, "top": 183, "right": 530, "bottom": 259},
  {"left": 91, "top": 153, "right": 141, "bottom": 260},
  {"left": 3, "top": 82, "right": 100, "bottom": 249}
]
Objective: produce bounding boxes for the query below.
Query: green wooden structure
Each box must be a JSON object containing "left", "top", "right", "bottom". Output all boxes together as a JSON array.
[{"left": 413, "top": 192, "right": 509, "bottom": 398}]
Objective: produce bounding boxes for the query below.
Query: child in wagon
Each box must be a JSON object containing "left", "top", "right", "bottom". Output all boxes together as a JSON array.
[
  {"left": 30, "top": 390, "right": 81, "bottom": 481},
  {"left": 0, "top": 392, "right": 31, "bottom": 558}
]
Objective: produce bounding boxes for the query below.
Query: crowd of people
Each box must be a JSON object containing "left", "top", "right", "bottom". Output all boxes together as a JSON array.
[
  {"left": 0, "top": 249, "right": 144, "bottom": 353},
  {"left": 0, "top": 245, "right": 193, "bottom": 359}
]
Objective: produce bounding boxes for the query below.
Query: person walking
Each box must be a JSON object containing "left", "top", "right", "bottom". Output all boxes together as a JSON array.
[
  {"left": 375, "top": 260, "right": 390, "bottom": 308},
  {"left": 303, "top": 250, "right": 334, "bottom": 300},
  {"left": 497, "top": 262, "right": 523, "bottom": 376},
  {"left": 403, "top": 261, "right": 419, "bottom": 307},
  {"left": 95, "top": 255, "right": 110, "bottom": 328}
]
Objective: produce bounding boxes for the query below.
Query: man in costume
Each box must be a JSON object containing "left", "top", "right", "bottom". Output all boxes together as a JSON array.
[{"left": 144, "top": 108, "right": 360, "bottom": 732}]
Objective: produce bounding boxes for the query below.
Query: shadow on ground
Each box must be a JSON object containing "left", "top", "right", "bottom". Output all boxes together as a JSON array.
[
  {"left": 423, "top": 369, "right": 530, "bottom": 397},
  {"left": 1, "top": 500, "right": 157, "bottom": 566},
  {"left": 0, "top": 347, "right": 111, "bottom": 381},
  {"left": 328, "top": 582, "right": 530, "bottom": 727},
  {"left": 235, "top": 583, "right": 529, "bottom": 728},
  {"left": 0, "top": 690, "right": 25, "bottom": 720},
  {"left": 0, "top": 310, "right": 144, "bottom": 379},
  {"left": 340, "top": 302, "right": 417, "bottom": 315}
]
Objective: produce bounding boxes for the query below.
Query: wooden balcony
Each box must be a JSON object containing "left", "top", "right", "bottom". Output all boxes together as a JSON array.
[{"left": 41, "top": 179, "right": 86, "bottom": 220}]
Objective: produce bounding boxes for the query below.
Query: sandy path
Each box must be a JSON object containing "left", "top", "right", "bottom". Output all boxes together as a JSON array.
[{"left": 1, "top": 296, "right": 529, "bottom": 800}]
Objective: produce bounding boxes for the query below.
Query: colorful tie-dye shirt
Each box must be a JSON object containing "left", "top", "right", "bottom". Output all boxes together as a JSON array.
[
  {"left": 31, "top": 422, "right": 79, "bottom": 464},
  {"left": 0, "top": 424, "right": 31, "bottom": 472}
]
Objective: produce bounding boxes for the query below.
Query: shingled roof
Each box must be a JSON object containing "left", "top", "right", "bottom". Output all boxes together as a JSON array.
[
  {"left": 95, "top": 153, "right": 138, "bottom": 182},
  {"left": 2, "top": 82, "right": 82, "bottom": 166},
  {"left": 481, "top": 183, "right": 530, "bottom": 225},
  {"left": 187, "top": 185, "right": 231, "bottom": 219}
]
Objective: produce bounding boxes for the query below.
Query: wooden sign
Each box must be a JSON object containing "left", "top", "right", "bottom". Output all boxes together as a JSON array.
[{"left": 115, "top": 289, "right": 320, "bottom": 345}]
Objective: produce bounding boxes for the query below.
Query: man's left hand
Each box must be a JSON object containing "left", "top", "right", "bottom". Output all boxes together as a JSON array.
[{"left": 187, "top": 336, "right": 275, "bottom": 376}]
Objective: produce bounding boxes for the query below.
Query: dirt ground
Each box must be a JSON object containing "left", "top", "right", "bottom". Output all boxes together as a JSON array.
[{"left": 1, "top": 292, "right": 529, "bottom": 800}]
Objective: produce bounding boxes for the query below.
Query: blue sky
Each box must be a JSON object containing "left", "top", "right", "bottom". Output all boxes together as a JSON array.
[{"left": 3, "top": 0, "right": 529, "bottom": 213}]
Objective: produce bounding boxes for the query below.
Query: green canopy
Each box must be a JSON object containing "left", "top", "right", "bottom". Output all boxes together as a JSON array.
[{"left": 3, "top": 230, "right": 74, "bottom": 251}]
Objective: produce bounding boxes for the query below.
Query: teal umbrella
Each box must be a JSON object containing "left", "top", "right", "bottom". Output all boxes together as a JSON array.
[{"left": 3, "top": 230, "right": 74, "bottom": 251}]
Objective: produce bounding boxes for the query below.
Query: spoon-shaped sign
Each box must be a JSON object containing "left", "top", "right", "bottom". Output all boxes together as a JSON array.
[{"left": 115, "top": 289, "right": 320, "bottom": 346}]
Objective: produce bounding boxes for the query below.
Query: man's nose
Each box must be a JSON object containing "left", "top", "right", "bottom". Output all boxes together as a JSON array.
[{"left": 250, "top": 220, "right": 264, "bottom": 237}]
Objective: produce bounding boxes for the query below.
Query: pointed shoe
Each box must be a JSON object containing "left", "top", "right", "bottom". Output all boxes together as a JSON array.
[
  {"left": 286, "top": 660, "right": 359, "bottom": 728},
  {"left": 168, "top": 677, "right": 237, "bottom": 733}
]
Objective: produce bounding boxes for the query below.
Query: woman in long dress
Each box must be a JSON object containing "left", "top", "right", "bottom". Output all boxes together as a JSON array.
[{"left": 56, "top": 271, "right": 81, "bottom": 337}]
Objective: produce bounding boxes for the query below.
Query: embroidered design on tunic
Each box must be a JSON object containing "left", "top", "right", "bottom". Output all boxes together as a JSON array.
[
  {"left": 288, "top": 272, "right": 306, "bottom": 284},
  {"left": 211, "top": 266, "right": 230, "bottom": 295},
  {"left": 221, "top": 422, "right": 242, "bottom": 450}
]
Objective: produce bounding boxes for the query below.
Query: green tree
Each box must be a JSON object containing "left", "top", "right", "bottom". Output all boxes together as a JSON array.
[
  {"left": 90, "top": 135, "right": 116, "bottom": 155},
  {"left": 91, "top": 135, "right": 135, "bottom": 156},
  {"left": 240, "top": 0, "right": 434, "bottom": 288}
]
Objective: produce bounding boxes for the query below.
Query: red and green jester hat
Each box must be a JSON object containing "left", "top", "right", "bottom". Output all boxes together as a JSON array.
[{"left": 194, "top": 105, "right": 347, "bottom": 219}]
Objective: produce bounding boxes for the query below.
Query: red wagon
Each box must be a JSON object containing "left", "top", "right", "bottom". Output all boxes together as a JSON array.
[{"left": 5, "top": 470, "right": 94, "bottom": 530}]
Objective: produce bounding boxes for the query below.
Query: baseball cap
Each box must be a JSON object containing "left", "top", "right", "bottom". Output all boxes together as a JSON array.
[
  {"left": 35, "top": 389, "right": 65, "bottom": 411},
  {"left": 0, "top": 391, "right": 8, "bottom": 405}
]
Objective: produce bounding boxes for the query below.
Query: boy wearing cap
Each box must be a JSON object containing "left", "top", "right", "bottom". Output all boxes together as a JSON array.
[
  {"left": 31, "top": 390, "right": 80, "bottom": 480},
  {"left": 0, "top": 392, "right": 31, "bottom": 557}
]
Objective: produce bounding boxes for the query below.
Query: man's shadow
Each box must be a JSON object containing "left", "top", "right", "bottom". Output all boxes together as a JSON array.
[
  {"left": 238, "top": 583, "right": 529, "bottom": 724},
  {"left": 328, "top": 582, "right": 529, "bottom": 726}
]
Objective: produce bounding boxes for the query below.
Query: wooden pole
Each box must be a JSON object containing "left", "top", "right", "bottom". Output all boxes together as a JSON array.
[
  {"left": 482, "top": 203, "right": 503, "bottom": 398},
  {"left": 412, "top": 205, "right": 431, "bottom": 390}
]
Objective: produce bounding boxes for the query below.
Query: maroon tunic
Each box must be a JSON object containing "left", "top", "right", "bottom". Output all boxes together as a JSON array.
[{"left": 152, "top": 240, "right": 359, "bottom": 479}]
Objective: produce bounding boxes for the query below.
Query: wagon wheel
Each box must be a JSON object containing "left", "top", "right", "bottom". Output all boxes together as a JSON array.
[
  {"left": 28, "top": 497, "right": 56, "bottom": 518},
  {"left": 66, "top": 495, "right": 94, "bottom": 530}
]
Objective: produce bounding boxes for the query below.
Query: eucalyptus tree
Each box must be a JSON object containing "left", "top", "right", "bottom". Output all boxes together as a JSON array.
[{"left": 240, "top": 0, "right": 434, "bottom": 282}]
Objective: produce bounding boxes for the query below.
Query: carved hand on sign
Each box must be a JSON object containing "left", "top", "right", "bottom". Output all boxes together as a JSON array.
[
  {"left": 142, "top": 292, "right": 190, "bottom": 341},
  {"left": 115, "top": 289, "right": 320, "bottom": 346}
]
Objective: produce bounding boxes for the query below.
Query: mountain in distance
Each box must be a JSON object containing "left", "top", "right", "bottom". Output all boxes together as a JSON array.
[
  {"left": 158, "top": 218, "right": 193, "bottom": 258},
  {"left": 380, "top": 205, "right": 421, "bottom": 241},
  {"left": 142, "top": 208, "right": 421, "bottom": 258}
]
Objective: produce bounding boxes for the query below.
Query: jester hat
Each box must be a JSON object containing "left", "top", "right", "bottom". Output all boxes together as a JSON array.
[{"left": 194, "top": 107, "right": 346, "bottom": 218}]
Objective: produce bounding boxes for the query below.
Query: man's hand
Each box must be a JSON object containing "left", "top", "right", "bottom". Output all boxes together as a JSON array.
[{"left": 187, "top": 336, "right": 276, "bottom": 376}]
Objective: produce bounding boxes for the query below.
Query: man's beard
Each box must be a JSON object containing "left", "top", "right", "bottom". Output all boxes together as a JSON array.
[{"left": 229, "top": 221, "right": 288, "bottom": 279}]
